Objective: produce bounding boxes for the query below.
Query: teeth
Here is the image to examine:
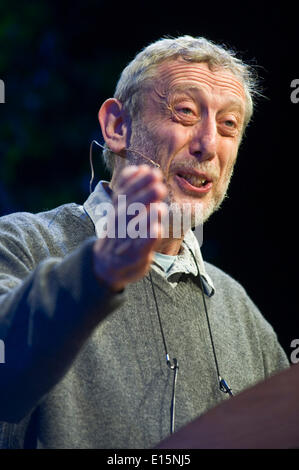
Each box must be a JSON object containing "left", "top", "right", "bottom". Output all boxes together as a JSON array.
[{"left": 182, "top": 174, "right": 207, "bottom": 187}]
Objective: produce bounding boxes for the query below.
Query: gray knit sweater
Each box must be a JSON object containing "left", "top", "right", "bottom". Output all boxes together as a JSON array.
[{"left": 0, "top": 202, "right": 289, "bottom": 449}]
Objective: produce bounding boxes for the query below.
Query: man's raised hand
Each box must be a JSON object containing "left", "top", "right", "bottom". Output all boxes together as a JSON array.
[{"left": 93, "top": 165, "right": 167, "bottom": 292}]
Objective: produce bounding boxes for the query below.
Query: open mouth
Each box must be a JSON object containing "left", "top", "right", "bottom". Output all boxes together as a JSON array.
[
  {"left": 174, "top": 169, "right": 213, "bottom": 194},
  {"left": 176, "top": 172, "right": 210, "bottom": 188}
]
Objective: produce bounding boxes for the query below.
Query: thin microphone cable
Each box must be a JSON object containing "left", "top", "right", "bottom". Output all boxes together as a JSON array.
[
  {"left": 88, "top": 140, "right": 161, "bottom": 194},
  {"left": 149, "top": 271, "right": 179, "bottom": 435},
  {"left": 89, "top": 140, "right": 103, "bottom": 194},
  {"left": 188, "top": 247, "right": 233, "bottom": 397}
]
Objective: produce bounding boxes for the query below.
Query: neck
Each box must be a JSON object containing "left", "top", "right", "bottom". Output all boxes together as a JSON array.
[
  {"left": 155, "top": 236, "right": 184, "bottom": 256},
  {"left": 109, "top": 159, "right": 127, "bottom": 191}
]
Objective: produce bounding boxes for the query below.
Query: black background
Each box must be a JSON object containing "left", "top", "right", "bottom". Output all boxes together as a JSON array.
[{"left": 0, "top": 1, "right": 297, "bottom": 356}]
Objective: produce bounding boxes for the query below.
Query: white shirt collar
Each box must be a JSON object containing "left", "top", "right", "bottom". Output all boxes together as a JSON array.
[{"left": 83, "top": 180, "right": 215, "bottom": 296}]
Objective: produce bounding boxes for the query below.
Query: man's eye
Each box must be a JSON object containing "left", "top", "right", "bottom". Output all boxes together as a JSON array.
[
  {"left": 170, "top": 102, "right": 199, "bottom": 125},
  {"left": 224, "top": 120, "right": 236, "bottom": 127},
  {"left": 180, "top": 107, "right": 193, "bottom": 115}
]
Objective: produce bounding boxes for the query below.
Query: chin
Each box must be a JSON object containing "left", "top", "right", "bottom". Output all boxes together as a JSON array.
[{"left": 163, "top": 198, "right": 216, "bottom": 237}]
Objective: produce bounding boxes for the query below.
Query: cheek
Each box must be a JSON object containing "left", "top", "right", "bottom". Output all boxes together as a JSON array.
[
  {"left": 218, "top": 142, "right": 238, "bottom": 173},
  {"left": 150, "top": 123, "right": 190, "bottom": 161}
]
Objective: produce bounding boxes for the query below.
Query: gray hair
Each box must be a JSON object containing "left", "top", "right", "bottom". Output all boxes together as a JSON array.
[{"left": 102, "top": 35, "right": 261, "bottom": 172}]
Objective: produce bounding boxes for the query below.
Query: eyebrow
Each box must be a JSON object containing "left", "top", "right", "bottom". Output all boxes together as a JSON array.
[
  {"left": 169, "top": 86, "right": 245, "bottom": 112},
  {"left": 220, "top": 97, "right": 244, "bottom": 113}
]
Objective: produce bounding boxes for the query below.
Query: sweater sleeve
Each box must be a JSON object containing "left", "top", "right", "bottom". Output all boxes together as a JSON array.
[{"left": 0, "top": 213, "right": 125, "bottom": 423}]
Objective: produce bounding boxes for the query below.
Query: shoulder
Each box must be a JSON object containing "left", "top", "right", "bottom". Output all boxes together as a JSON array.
[
  {"left": 0, "top": 203, "right": 88, "bottom": 230},
  {"left": 0, "top": 203, "right": 94, "bottom": 259},
  {"left": 0, "top": 203, "right": 93, "bottom": 233},
  {"left": 203, "top": 260, "right": 275, "bottom": 337},
  {"left": 204, "top": 261, "right": 249, "bottom": 299},
  {"left": 203, "top": 261, "right": 289, "bottom": 377}
]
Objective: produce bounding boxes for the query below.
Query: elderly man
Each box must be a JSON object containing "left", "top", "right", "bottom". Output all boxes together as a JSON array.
[{"left": 0, "top": 36, "right": 288, "bottom": 449}]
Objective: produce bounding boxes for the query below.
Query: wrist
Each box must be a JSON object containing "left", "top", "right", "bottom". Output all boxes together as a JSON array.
[{"left": 92, "top": 242, "right": 124, "bottom": 293}]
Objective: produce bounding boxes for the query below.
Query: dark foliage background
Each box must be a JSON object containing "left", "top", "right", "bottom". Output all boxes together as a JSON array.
[{"left": 0, "top": 1, "right": 297, "bottom": 356}]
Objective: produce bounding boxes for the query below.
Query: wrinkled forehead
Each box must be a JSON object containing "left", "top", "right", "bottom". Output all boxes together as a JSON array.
[{"left": 154, "top": 59, "right": 246, "bottom": 102}]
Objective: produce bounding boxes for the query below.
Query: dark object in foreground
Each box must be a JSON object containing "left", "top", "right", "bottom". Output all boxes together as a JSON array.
[{"left": 157, "top": 363, "right": 299, "bottom": 449}]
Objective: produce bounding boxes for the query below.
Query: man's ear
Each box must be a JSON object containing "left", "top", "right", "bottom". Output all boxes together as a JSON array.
[{"left": 98, "top": 98, "right": 129, "bottom": 155}]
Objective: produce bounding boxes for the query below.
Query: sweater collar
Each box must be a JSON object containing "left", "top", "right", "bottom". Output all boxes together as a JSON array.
[{"left": 83, "top": 181, "right": 215, "bottom": 297}]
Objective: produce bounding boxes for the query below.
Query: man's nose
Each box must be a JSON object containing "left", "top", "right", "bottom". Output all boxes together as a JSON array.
[{"left": 190, "top": 116, "right": 217, "bottom": 162}]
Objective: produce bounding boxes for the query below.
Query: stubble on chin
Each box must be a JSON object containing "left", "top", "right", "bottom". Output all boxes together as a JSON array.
[{"left": 165, "top": 160, "right": 236, "bottom": 230}]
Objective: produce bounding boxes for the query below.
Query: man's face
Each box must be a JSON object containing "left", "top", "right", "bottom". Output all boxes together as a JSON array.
[{"left": 128, "top": 58, "right": 247, "bottom": 226}]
